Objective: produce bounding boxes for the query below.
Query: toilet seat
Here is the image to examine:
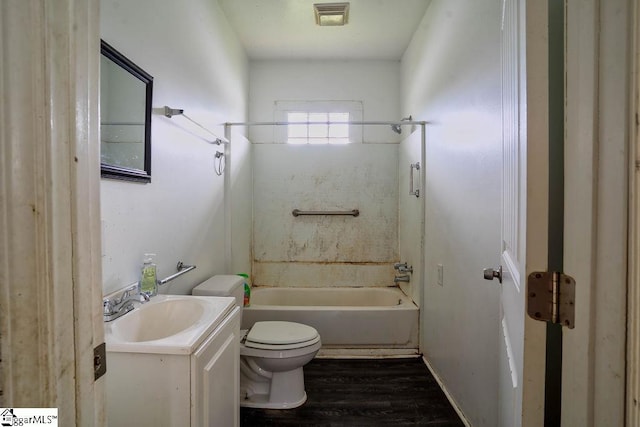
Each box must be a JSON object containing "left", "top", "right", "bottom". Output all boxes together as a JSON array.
[
  {"left": 245, "top": 335, "right": 321, "bottom": 351},
  {"left": 243, "top": 321, "right": 320, "bottom": 350}
]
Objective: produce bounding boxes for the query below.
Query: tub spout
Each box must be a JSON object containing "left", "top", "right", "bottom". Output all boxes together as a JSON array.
[{"left": 394, "top": 274, "right": 411, "bottom": 283}]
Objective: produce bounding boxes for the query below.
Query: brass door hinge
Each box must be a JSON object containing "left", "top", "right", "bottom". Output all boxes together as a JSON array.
[{"left": 527, "top": 271, "right": 576, "bottom": 329}]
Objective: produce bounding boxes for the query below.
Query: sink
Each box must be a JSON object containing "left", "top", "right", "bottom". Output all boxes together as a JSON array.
[
  {"left": 105, "top": 295, "right": 236, "bottom": 355},
  {"left": 110, "top": 298, "right": 206, "bottom": 342},
  {"left": 104, "top": 294, "right": 241, "bottom": 426}
]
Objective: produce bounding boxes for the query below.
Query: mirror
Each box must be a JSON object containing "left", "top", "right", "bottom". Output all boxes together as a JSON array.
[{"left": 100, "top": 40, "right": 153, "bottom": 182}]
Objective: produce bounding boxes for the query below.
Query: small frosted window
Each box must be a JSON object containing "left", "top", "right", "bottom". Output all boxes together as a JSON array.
[
  {"left": 287, "top": 112, "right": 308, "bottom": 144},
  {"left": 287, "top": 112, "right": 350, "bottom": 144},
  {"left": 328, "top": 113, "right": 349, "bottom": 139}
]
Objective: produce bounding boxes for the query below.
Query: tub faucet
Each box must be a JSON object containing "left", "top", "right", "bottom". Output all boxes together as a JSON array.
[
  {"left": 398, "top": 265, "right": 413, "bottom": 274},
  {"left": 393, "top": 262, "right": 408, "bottom": 270},
  {"left": 394, "top": 262, "right": 413, "bottom": 274},
  {"left": 394, "top": 274, "right": 411, "bottom": 283}
]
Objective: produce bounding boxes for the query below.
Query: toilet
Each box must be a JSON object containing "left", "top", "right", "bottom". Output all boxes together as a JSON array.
[{"left": 192, "top": 275, "right": 321, "bottom": 409}]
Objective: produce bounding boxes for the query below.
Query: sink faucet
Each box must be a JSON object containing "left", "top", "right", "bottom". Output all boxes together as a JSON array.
[
  {"left": 394, "top": 274, "right": 411, "bottom": 283},
  {"left": 103, "top": 286, "right": 150, "bottom": 322}
]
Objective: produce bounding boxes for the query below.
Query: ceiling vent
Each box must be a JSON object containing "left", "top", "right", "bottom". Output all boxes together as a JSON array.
[{"left": 314, "top": 3, "right": 350, "bottom": 26}]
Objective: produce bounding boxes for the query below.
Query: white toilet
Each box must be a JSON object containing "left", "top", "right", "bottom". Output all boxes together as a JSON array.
[{"left": 192, "top": 275, "right": 321, "bottom": 409}]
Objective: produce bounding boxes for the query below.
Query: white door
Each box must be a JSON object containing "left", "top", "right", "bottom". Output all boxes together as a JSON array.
[
  {"left": 494, "top": 1, "right": 549, "bottom": 426},
  {"left": 494, "top": 0, "right": 630, "bottom": 425},
  {"left": 0, "top": 1, "right": 104, "bottom": 424}
]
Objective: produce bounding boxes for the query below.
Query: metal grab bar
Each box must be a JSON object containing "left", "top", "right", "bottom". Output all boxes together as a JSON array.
[
  {"left": 158, "top": 261, "right": 196, "bottom": 286},
  {"left": 292, "top": 209, "right": 360, "bottom": 217},
  {"left": 410, "top": 162, "right": 420, "bottom": 198}
]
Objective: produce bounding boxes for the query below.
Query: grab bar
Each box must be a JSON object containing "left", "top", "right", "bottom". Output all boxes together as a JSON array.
[
  {"left": 158, "top": 261, "right": 197, "bottom": 286},
  {"left": 409, "top": 162, "right": 420, "bottom": 198},
  {"left": 292, "top": 209, "right": 360, "bottom": 217}
]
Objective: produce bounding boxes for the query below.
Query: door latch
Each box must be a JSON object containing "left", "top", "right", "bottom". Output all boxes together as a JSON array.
[{"left": 483, "top": 265, "right": 503, "bottom": 284}]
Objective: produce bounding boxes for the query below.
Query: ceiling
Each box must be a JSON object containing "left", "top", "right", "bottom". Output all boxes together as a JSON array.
[{"left": 218, "top": 0, "right": 432, "bottom": 60}]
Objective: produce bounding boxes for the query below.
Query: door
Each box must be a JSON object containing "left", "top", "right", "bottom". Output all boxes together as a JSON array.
[
  {"left": 0, "top": 1, "right": 104, "bottom": 423},
  {"left": 192, "top": 308, "right": 240, "bottom": 427},
  {"left": 493, "top": 1, "right": 549, "bottom": 426},
  {"left": 494, "top": 1, "right": 631, "bottom": 425},
  {"left": 498, "top": 2, "right": 526, "bottom": 421}
]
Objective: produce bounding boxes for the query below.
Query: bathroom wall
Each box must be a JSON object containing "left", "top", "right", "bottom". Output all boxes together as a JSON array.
[
  {"left": 401, "top": 1, "right": 502, "bottom": 425},
  {"left": 249, "top": 60, "right": 402, "bottom": 287},
  {"left": 100, "top": 0, "right": 250, "bottom": 295}
]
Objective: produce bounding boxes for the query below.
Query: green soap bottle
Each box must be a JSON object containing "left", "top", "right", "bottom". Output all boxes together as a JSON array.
[
  {"left": 139, "top": 253, "right": 158, "bottom": 296},
  {"left": 237, "top": 273, "right": 250, "bottom": 306}
]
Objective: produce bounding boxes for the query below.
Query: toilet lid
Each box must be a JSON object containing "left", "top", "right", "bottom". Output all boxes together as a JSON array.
[{"left": 246, "top": 321, "right": 319, "bottom": 346}]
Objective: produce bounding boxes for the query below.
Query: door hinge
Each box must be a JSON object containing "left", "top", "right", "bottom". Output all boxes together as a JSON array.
[
  {"left": 94, "top": 342, "right": 107, "bottom": 381},
  {"left": 527, "top": 271, "right": 576, "bottom": 329}
]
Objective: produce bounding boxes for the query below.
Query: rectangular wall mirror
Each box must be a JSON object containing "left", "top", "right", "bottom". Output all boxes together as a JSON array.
[{"left": 100, "top": 40, "right": 153, "bottom": 183}]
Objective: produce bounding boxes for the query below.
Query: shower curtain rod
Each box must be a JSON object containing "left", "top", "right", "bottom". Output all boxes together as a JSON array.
[{"left": 224, "top": 120, "right": 429, "bottom": 127}]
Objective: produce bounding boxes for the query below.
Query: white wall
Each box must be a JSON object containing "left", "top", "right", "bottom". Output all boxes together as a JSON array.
[
  {"left": 249, "top": 60, "right": 402, "bottom": 287},
  {"left": 401, "top": 1, "right": 501, "bottom": 425},
  {"left": 249, "top": 60, "right": 402, "bottom": 144},
  {"left": 100, "top": 0, "right": 250, "bottom": 295}
]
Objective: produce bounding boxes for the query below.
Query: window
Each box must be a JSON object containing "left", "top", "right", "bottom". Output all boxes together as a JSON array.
[
  {"left": 287, "top": 112, "right": 350, "bottom": 144},
  {"left": 274, "top": 101, "right": 363, "bottom": 144}
]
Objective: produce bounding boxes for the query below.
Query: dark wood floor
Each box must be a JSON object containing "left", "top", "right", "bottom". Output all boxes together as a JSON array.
[{"left": 240, "top": 357, "right": 465, "bottom": 426}]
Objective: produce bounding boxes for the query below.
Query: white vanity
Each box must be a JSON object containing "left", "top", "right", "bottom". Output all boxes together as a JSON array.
[{"left": 104, "top": 295, "right": 240, "bottom": 427}]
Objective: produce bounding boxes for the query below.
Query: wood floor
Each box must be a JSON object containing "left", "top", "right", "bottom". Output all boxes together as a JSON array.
[{"left": 240, "top": 357, "right": 465, "bottom": 426}]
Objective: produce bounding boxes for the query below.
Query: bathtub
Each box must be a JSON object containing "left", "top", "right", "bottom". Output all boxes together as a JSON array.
[{"left": 241, "top": 287, "right": 419, "bottom": 354}]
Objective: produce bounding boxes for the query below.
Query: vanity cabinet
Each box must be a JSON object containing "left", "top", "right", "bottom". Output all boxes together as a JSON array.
[
  {"left": 106, "top": 305, "right": 240, "bottom": 427},
  {"left": 192, "top": 308, "right": 240, "bottom": 426}
]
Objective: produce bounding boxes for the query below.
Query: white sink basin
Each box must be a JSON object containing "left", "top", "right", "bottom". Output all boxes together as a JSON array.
[
  {"left": 105, "top": 295, "right": 236, "bottom": 355},
  {"left": 110, "top": 298, "right": 206, "bottom": 342}
]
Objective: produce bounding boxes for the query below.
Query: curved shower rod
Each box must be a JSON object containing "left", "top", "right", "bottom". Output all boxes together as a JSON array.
[{"left": 162, "top": 106, "right": 229, "bottom": 145}]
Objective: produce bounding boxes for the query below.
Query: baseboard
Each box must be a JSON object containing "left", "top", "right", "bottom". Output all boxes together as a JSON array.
[
  {"left": 316, "top": 348, "right": 420, "bottom": 358},
  {"left": 421, "top": 355, "right": 471, "bottom": 427}
]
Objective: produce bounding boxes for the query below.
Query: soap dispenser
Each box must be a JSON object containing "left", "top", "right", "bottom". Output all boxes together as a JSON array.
[{"left": 139, "top": 253, "right": 158, "bottom": 297}]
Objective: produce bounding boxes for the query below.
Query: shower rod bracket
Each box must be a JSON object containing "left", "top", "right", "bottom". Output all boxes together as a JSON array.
[{"left": 163, "top": 106, "right": 184, "bottom": 118}]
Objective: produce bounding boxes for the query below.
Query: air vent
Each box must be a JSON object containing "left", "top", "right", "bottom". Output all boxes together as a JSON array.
[{"left": 314, "top": 2, "right": 350, "bottom": 26}]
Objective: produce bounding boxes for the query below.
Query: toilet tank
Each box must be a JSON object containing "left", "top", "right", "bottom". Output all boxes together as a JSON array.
[{"left": 192, "top": 275, "right": 245, "bottom": 315}]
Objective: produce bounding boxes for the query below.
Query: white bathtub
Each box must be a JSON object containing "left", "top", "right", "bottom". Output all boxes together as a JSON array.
[{"left": 241, "top": 287, "right": 419, "bottom": 353}]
